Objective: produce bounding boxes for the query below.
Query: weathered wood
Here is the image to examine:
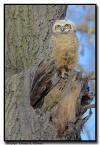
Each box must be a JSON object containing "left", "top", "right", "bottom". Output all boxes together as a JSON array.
[
  {"left": 5, "top": 57, "right": 94, "bottom": 141},
  {"left": 30, "top": 59, "right": 58, "bottom": 108},
  {"left": 29, "top": 59, "right": 94, "bottom": 140}
]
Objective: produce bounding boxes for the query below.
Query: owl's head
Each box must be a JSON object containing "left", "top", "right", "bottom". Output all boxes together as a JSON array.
[{"left": 52, "top": 20, "right": 76, "bottom": 33}]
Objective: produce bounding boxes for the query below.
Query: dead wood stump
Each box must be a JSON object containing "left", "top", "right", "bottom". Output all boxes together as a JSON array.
[{"left": 30, "top": 58, "right": 94, "bottom": 140}]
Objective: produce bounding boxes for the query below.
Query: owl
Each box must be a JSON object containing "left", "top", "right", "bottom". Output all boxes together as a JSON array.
[{"left": 50, "top": 20, "right": 79, "bottom": 78}]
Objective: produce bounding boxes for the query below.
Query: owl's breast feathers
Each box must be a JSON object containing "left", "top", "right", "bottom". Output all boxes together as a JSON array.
[{"left": 52, "top": 31, "right": 79, "bottom": 69}]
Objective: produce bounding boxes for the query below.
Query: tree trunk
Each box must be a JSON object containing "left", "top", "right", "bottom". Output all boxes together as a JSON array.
[
  {"left": 5, "top": 5, "right": 94, "bottom": 141},
  {"left": 5, "top": 5, "right": 67, "bottom": 140},
  {"left": 5, "top": 5, "right": 66, "bottom": 70}
]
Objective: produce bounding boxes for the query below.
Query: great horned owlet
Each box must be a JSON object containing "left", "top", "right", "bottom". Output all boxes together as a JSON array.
[{"left": 50, "top": 20, "right": 79, "bottom": 78}]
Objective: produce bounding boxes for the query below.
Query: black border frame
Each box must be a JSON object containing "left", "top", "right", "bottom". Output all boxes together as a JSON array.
[{"left": 4, "top": 3, "right": 97, "bottom": 143}]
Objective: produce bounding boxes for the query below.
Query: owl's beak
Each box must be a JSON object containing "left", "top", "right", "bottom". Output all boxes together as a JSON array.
[{"left": 61, "top": 27, "right": 65, "bottom": 32}]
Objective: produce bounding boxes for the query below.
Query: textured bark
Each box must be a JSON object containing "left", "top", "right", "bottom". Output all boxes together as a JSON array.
[
  {"left": 30, "top": 59, "right": 58, "bottom": 108},
  {"left": 5, "top": 67, "right": 57, "bottom": 140},
  {"left": 5, "top": 60, "right": 93, "bottom": 141},
  {"left": 5, "top": 5, "right": 66, "bottom": 70},
  {"left": 5, "top": 5, "right": 94, "bottom": 141},
  {"left": 5, "top": 5, "right": 67, "bottom": 140}
]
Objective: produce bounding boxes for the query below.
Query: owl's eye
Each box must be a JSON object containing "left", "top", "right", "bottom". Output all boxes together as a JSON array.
[
  {"left": 55, "top": 25, "right": 61, "bottom": 30},
  {"left": 65, "top": 24, "right": 71, "bottom": 29}
]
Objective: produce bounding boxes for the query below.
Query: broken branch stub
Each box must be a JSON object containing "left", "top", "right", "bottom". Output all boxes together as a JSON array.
[{"left": 30, "top": 59, "right": 58, "bottom": 108}]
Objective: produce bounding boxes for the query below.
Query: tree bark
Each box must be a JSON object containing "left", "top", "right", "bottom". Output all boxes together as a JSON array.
[
  {"left": 5, "top": 5, "right": 67, "bottom": 140},
  {"left": 5, "top": 58, "right": 93, "bottom": 141},
  {"left": 5, "top": 5, "right": 66, "bottom": 70},
  {"left": 5, "top": 5, "right": 94, "bottom": 141}
]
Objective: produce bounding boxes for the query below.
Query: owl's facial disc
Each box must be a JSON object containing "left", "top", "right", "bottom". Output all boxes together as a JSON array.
[
  {"left": 55, "top": 24, "right": 72, "bottom": 33},
  {"left": 53, "top": 20, "right": 76, "bottom": 33},
  {"left": 55, "top": 25, "right": 67, "bottom": 33}
]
